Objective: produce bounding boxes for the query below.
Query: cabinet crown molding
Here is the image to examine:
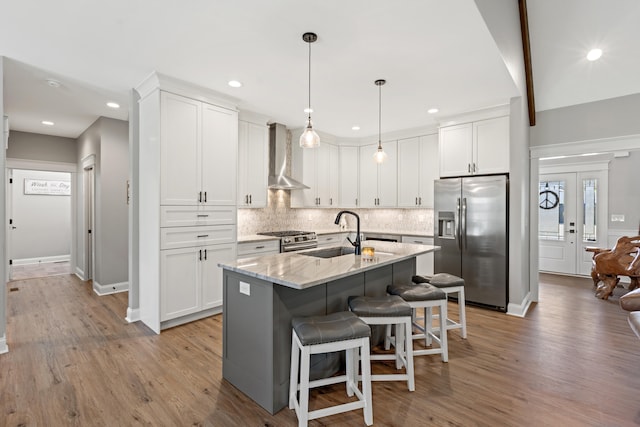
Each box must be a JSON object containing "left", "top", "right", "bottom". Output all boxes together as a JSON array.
[
  {"left": 437, "top": 104, "right": 510, "bottom": 128},
  {"left": 135, "top": 72, "right": 239, "bottom": 111}
]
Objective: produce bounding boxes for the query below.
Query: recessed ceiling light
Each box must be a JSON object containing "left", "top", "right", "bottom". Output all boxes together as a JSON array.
[
  {"left": 228, "top": 80, "right": 243, "bottom": 88},
  {"left": 106, "top": 102, "right": 120, "bottom": 109},
  {"left": 303, "top": 107, "right": 313, "bottom": 113},
  {"left": 46, "top": 79, "right": 61, "bottom": 88},
  {"left": 352, "top": 126, "right": 360, "bottom": 131},
  {"left": 42, "top": 120, "right": 55, "bottom": 126},
  {"left": 587, "top": 48, "right": 603, "bottom": 61},
  {"left": 427, "top": 108, "right": 439, "bottom": 114}
]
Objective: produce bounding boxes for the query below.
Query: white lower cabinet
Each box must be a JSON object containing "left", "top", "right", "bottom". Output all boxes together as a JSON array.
[
  {"left": 401, "top": 236, "right": 434, "bottom": 276},
  {"left": 161, "top": 243, "right": 235, "bottom": 321},
  {"left": 317, "top": 233, "right": 347, "bottom": 248},
  {"left": 237, "top": 239, "right": 280, "bottom": 260}
]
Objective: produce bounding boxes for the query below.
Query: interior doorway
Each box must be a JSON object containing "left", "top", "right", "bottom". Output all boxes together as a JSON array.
[
  {"left": 538, "top": 169, "right": 608, "bottom": 276},
  {"left": 7, "top": 168, "right": 72, "bottom": 281},
  {"left": 84, "top": 165, "right": 95, "bottom": 281}
]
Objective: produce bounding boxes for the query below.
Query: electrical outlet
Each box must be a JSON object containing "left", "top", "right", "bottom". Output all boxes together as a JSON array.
[
  {"left": 239, "top": 281, "right": 250, "bottom": 296},
  {"left": 611, "top": 214, "right": 625, "bottom": 222}
]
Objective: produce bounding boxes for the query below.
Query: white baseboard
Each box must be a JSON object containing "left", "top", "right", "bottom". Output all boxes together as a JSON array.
[
  {"left": 75, "top": 267, "right": 85, "bottom": 281},
  {"left": 93, "top": 281, "right": 129, "bottom": 296},
  {"left": 126, "top": 307, "right": 140, "bottom": 323},
  {"left": 507, "top": 292, "right": 532, "bottom": 318},
  {"left": 0, "top": 335, "right": 8, "bottom": 354},
  {"left": 12, "top": 255, "right": 70, "bottom": 266}
]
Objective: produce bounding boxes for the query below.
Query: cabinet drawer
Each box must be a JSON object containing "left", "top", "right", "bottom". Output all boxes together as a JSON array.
[
  {"left": 237, "top": 240, "right": 280, "bottom": 257},
  {"left": 317, "top": 233, "right": 346, "bottom": 247},
  {"left": 161, "top": 206, "right": 236, "bottom": 227},
  {"left": 401, "top": 236, "right": 433, "bottom": 245},
  {"left": 161, "top": 225, "right": 236, "bottom": 250}
]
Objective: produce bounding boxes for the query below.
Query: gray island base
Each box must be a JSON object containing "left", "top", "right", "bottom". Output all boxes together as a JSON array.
[{"left": 219, "top": 241, "right": 439, "bottom": 414}]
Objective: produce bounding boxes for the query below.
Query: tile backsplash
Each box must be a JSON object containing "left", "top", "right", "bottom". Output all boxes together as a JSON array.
[{"left": 238, "top": 190, "right": 434, "bottom": 236}]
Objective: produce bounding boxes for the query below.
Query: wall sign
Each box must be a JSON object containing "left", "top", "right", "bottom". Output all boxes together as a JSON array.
[{"left": 24, "top": 179, "right": 71, "bottom": 196}]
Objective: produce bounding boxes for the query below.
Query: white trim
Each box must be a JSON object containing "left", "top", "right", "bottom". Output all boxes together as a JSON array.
[
  {"left": 74, "top": 267, "right": 85, "bottom": 281},
  {"left": 93, "top": 281, "right": 129, "bottom": 296},
  {"left": 81, "top": 154, "right": 95, "bottom": 170},
  {"left": 0, "top": 335, "right": 7, "bottom": 354},
  {"left": 539, "top": 159, "right": 611, "bottom": 174},
  {"left": 126, "top": 307, "right": 141, "bottom": 323},
  {"left": 507, "top": 292, "right": 532, "bottom": 318},
  {"left": 530, "top": 134, "right": 640, "bottom": 159},
  {"left": 6, "top": 158, "right": 76, "bottom": 173},
  {"left": 12, "top": 255, "right": 70, "bottom": 266},
  {"left": 160, "top": 306, "right": 222, "bottom": 331}
]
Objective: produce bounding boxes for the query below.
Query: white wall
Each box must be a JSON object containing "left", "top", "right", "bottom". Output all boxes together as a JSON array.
[
  {"left": 0, "top": 56, "right": 8, "bottom": 354},
  {"left": 10, "top": 170, "right": 70, "bottom": 262},
  {"left": 7, "top": 131, "right": 76, "bottom": 163}
]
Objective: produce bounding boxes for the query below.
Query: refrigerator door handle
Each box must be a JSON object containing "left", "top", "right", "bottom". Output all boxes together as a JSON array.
[
  {"left": 456, "top": 197, "right": 462, "bottom": 251},
  {"left": 461, "top": 197, "right": 468, "bottom": 251}
]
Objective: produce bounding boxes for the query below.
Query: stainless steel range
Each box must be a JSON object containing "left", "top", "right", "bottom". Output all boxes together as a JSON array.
[{"left": 257, "top": 230, "right": 318, "bottom": 252}]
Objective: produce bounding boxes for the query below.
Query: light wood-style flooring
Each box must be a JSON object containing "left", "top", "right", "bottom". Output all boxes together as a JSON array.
[
  {"left": 10, "top": 261, "right": 71, "bottom": 281},
  {"left": 2, "top": 273, "right": 639, "bottom": 426}
]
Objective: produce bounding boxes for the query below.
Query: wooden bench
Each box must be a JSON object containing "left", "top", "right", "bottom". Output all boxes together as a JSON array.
[{"left": 585, "top": 235, "right": 640, "bottom": 300}]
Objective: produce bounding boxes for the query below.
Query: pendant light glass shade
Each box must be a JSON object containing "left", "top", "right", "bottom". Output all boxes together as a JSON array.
[
  {"left": 300, "top": 32, "right": 320, "bottom": 148},
  {"left": 373, "top": 79, "right": 386, "bottom": 163}
]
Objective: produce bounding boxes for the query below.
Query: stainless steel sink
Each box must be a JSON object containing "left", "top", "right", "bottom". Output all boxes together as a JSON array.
[{"left": 299, "top": 247, "right": 356, "bottom": 258}]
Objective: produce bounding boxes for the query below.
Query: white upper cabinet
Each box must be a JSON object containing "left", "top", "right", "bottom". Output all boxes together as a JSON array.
[
  {"left": 439, "top": 116, "right": 509, "bottom": 177},
  {"left": 160, "top": 92, "right": 237, "bottom": 206},
  {"left": 339, "top": 146, "right": 359, "bottom": 208},
  {"left": 292, "top": 143, "right": 339, "bottom": 207},
  {"left": 237, "top": 120, "right": 268, "bottom": 208},
  {"left": 398, "top": 134, "right": 438, "bottom": 207},
  {"left": 359, "top": 141, "right": 397, "bottom": 208}
]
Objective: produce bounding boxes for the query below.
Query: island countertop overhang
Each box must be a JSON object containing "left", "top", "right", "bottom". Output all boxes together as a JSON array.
[{"left": 218, "top": 241, "right": 440, "bottom": 290}]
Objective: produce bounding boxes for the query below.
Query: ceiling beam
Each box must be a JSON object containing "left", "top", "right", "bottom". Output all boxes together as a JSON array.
[{"left": 519, "top": 0, "right": 536, "bottom": 126}]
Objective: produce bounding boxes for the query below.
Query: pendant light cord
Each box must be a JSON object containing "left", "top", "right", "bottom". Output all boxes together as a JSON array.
[
  {"left": 308, "top": 39, "right": 312, "bottom": 121},
  {"left": 378, "top": 83, "right": 382, "bottom": 147}
]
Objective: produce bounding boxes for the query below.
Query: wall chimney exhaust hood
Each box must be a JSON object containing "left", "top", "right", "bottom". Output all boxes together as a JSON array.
[{"left": 268, "top": 123, "right": 310, "bottom": 190}]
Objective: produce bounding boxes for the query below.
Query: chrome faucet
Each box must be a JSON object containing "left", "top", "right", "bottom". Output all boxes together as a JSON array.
[{"left": 334, "top": 210, "right": 361, "bottom": 255}]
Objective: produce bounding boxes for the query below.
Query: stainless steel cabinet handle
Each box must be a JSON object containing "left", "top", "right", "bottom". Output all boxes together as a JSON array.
[
  {"left": 414, "top": 240, "right": 423, "bottom": 244},
  {"left": 326, "top": 237, "right": 333, "bottom": 241},
  {"left": 197, "top": 234, "right": 209, "bottom": 238},
  {"left": 197, "top": 214, "right": 209, "bottom": 218},
  {"left": 255, "top": 245, "right": 265, "bottom": 249}
]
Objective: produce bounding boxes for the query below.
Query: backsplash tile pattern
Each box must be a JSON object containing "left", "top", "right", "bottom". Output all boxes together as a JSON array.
[{"left": 238, "top": 190, "right": 434, "bottom": 236}]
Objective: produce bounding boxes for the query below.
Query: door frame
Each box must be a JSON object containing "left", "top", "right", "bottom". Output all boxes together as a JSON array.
[
  {"left": 5, "top": 159, "right": 77, "bottom": 281},
  {"left": 81, "top": 155, "right": 96, "bottom": 281},
  {"left": 529, "top": 134, "right": 640, "bottom": 302}
]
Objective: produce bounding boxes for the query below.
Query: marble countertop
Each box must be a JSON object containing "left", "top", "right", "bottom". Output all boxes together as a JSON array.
[{"left": 219, "top": 241, "right": 440, "bottom": 290}]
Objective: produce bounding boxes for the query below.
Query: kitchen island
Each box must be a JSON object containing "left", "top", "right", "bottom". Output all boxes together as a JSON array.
[{"left": 218, "top": 241, "right": 439, "bottom": 414}]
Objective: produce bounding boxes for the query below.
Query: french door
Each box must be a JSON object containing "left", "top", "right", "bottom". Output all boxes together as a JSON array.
[{"left": 538, "top": 170, "right": 607, "bottom": 276}]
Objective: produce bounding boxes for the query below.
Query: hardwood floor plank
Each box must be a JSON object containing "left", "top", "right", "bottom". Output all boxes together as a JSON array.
[{"left": 2, "top": 273, "right": 640, "bottom": 426}]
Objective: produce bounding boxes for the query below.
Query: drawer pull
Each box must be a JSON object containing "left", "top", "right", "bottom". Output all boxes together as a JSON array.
[
  {"left": 326, "top": 237, "right": 333, "bottom": 241},
  {"left": 197, "top": 234, "right": 209, "bottom": 238},
  {"left": 255, "top": 245, "right": 265, "bottom": 249},
  {"left": 197, "top": 214, "right": 209, "bottom": 218},
  {"left": 414, "top": 240, "right": 423, "bottom": 244}
]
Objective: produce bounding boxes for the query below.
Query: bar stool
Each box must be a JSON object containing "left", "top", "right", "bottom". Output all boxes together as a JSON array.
[
  {"left": 413, "top": 273, "right": 467, "bottom": 339},
  {"left": 347, "top": 295, "right": 415, "bottom": 391},
  {"left": 289, "top": 311, "right": 373, "bottom": 427},
  {"left": 387, "top": 282, "right": 448, "bottom": 362}
]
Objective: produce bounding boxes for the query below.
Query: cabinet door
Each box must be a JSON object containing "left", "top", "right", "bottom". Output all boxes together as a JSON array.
[
  {"left": 201, "top": 102, "right": 237, "bottom": 205},
  {"left": 418, "top": 134, "right": 438, "bottom": 207},
  {"left": 473, "top": 116, "right": 509, "bottom": 175},
  {"left": 401, "top": 236, "right": 434, "bottom": 276},
  {"left": 358, "top": 144, "right": 379, "bottom": 208},
  {"left": 377, "top": 141, "right": 397, "bottom": 207},
  {"left": 237, "top": 121, "right": 250, "bottom": 206},
  {"left": 161, "top": 247, "right": 200, "bottom": 321},
  {"left": 439, "top": 123, "right": 473, "bottom": 177},
  {"left": 339, "top": 146, "right": 359, "bottom": 208},
  {"left": 397, "top": 137, "right": 421, "bottom": 207},
  {"left": 316, "top": 144, "right": 332, "bottom": 207},
  {"left": 245, "top": 123, "right": 268, "bottom": 207},
  {"left": 161, "top": 92, "right": 200, "bottom": 205},
  {"left": 327, "top": 144, "right": 340, "bottom": 207},
  {"left": 202, "top": 243, "right": 236, "bottom": 309}
]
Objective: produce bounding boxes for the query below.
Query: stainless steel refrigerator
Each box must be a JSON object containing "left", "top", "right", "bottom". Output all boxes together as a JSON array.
[{"left": 434, "top": 175, "right": 508, "bottom": 311}]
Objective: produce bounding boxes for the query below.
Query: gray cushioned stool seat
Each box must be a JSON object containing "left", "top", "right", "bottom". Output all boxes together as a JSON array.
[
  {"left": 387, "top": 282, "right": 446, "bottom": 301},
  {"left": 348, "top": 295, "right": 412, "bottom": 317},
  {"left": 412, "top": 273, "right": 465, "bottom": 288},
  {"left": 292, "top": 311, "right": 371, "bottom": 346}
]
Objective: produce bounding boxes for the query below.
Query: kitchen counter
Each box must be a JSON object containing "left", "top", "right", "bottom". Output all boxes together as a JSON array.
[
  {"left": 238, "top": 229, "right": 433, "bottom": 243},
  {"left": 219, "top": 241, "right": 438, "bottom": 289},
  {"left": 220, "top": 242, "right": 439, "bottom": 414}
]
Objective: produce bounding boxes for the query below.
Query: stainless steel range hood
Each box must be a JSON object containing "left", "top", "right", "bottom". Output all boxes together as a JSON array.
[{"left": 268, "top": 123, "right": 310, "bottom": 190}]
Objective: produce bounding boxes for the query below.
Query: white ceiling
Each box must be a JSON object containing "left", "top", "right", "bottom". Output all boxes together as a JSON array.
[{"left": 1, "top": 0, "right": 639, "bottom": 139}]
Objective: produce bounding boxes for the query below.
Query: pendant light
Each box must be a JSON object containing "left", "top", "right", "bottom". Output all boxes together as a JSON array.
[
  {"left": 373, "top": 79, "right": 387, "bottom": 163},
  {"left": 299, "top": 32, "right": 320, "bottom": 148}
]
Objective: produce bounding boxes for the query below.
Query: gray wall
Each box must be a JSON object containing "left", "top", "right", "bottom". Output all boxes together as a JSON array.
[
  {"left": 10, "top": 170, "right": 71, "bottom": 261},
  {"left": 7, "top": 131, "right": 77, "bottom": 163},
  {"left": 608, "top": 151, "right": 640, "bottom": 232},
  {"left": 531, "top": 94, "right": 640, "bottom": 233},
  {"left": 77, "top": 117, "right": 129, "bottom": 287},
  {"left": 531, "top": 93, "right": 640, "bottom": 146}
]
